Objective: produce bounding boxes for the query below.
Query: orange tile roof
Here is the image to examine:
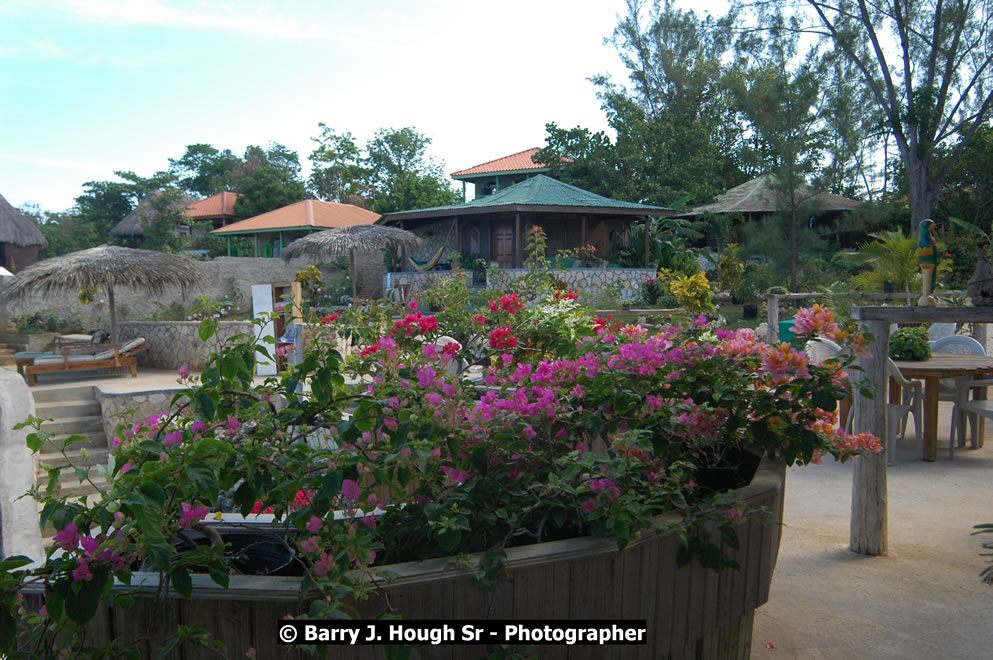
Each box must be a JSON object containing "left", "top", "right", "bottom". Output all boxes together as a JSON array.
[
  {"left": 186, "top": 191, "right": 241, "bottom": 219},
  {"left": 212, "top": 200, "right": 379, "bottom": 234},
  {"left": 451, "top": 147, "right": 550, "bottom": 177}
]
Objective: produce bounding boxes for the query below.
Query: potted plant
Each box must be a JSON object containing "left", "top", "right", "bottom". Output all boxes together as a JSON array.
[{"left": 2, "top": 230, "right": 880, "bottom": 659}]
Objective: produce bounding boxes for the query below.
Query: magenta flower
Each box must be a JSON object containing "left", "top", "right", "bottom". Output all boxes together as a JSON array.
[
  {"left": 225, "top": 415, "right": 240, "bottom": 435},
  {"left": 425, "top": 392, "right": 443, "bottom": 407},
  {"left": 163, "top": 431, "right": 182, "bottom": 447},
  {"left": 118, "top": 462, "right": 133, "bottom": 475},
  {"left": 54, "top": 523, "right": 80, "bottom": 551},
  {"left": 79, "top": 535, "right": 100, "bottom": 557},
  {"left": 300, "top": 536, "right": 321, "bottom": 554},
  {"left": 306, "top": 516, "right": 324, "bottom": 534},
  {"left": 314, "top": 552, "right": 335, "bottom": 576},
  {"left": 340, "top": 479, "right": 360, "bottom": 501},
  {"left": 177, "top": 364, "right": 191, "bottom": 379},
  {"left": 191, "top": 420, "right": 207, "bottom": 435},
  {"left": 72, "top": 560, "right": 93, "bottom": 582},
  {"left": 581, "top": 499, "right": 597, "bottom": 513},
  {"left": 178, "top": 502, "right": 209, "bottom": 529}
]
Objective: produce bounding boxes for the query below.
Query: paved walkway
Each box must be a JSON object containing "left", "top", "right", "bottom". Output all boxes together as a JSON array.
[{"left": 751, "top": 401, "right": 993, "bottom": 659}]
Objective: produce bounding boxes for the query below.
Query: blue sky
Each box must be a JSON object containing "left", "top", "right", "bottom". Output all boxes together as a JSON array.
[{"left": 0, "top": 0, "right": 675, "bottom": 213}]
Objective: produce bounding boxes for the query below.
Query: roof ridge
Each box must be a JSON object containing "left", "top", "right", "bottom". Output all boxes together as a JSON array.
[{"left": 451, "top": 147, "right": 541, "bottom": 176}]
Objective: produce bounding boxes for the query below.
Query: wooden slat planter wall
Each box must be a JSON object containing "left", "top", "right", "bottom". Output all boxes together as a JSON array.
[{"left": 24, "top": 458, "right": 785, "bottom": 660}]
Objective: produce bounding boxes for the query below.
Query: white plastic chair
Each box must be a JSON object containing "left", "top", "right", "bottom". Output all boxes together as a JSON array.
[
  {"left": 931, "top": 334, "right": 987, "bottom": 454},
  {"left": 928, "top": 323, "right": 956, "bottom": 342},
  {"left": 805, "top": 338, "right": 853, "bottom": 431},
  {"left": 885, "top": 358, "right": 924, "bottom": 465}
]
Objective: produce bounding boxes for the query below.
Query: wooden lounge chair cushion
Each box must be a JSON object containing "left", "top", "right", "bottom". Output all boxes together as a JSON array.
[
  {"left": 120, "top": 337, "right": 145, "bottom": 353},
  {"left": 33, "top": 354, "right": 95, "bottom": 366},
  {"left": 93, "top": 337, "right": 145, "bottom": 361}
]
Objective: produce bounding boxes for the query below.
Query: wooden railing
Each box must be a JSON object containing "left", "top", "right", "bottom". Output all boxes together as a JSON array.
[{"left": 765, "top": 291, "right": 968, "bottom": 343}]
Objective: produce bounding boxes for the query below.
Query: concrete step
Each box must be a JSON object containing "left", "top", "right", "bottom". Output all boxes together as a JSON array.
[
  {"left": 37, "top": 447, "right": 112, "bottom": 470},
  {"left": 39, "top": 415, "right": 104, "bottom": 437},
  {"left": 35, "top": 399, "right": 101, "bottom": 419},
  {"left": 36, "top": 432, "right": 107, "bottom": 454},
  {"left": 31, "top": 385, "right": 96, "bottom": 404}
]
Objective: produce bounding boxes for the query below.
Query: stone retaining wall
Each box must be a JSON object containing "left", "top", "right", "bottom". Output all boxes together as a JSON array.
[
  {"left": 116, "top": 321, "right": 253, "bottom": 370},
  {"left": 384, "top": 267, "right": 655, "bottom": 302},
  {"left": 96, "top": 388, "right": 184, "bottom": 443}
]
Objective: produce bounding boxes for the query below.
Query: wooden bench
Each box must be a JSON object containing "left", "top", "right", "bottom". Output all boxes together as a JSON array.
[{"left": 23, "top": 341, "right": 146, "bottom": 386}]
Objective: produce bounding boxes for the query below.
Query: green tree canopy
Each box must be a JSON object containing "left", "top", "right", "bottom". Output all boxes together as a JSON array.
[{"left": 233, "top": 166, "right": 308, "bottom": 219}]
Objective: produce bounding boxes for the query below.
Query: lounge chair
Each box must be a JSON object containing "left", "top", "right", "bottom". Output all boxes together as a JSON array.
[{"left": 23, "top": 338, "right": 146, "bottom": 386}]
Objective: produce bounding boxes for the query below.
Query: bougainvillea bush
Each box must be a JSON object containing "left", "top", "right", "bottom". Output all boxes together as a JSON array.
[{"left": 1, "top": 230, "right": 880, "bottom": 657}]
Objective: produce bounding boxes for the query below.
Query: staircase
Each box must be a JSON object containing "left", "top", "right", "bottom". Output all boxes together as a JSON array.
[{"left": 31, "top": 385, "right": 110, "bottom": 501}]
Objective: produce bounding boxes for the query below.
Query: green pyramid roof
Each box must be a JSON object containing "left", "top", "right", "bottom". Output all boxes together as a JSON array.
[{"left": 380, "top": 175, "right": 670, "bottom": 222}]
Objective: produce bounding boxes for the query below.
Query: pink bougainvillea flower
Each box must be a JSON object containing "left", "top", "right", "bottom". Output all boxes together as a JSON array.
[
  {"left": 300, "top": 536, "right": 321, "bottom": 554},
  {"left": 224, "top": 415, "right": 240, "bottom": 435},
  {"left": 178, "top": 502, "right": 209, "bottom": 529},
  {"left": 581, "top": 499, "right": 597, "bottom": 513},
  {"left": 765, "top": 641, "right": 777, "bottom": 649},
  {"left": 246, "top": 648, "right": 258, "bottom": 658},
  {"left": 359, "top": 342, "right": 380, "bottom": 357},
  {"left": 489, "top": 326, "right": 518, "bottom": 350},
  {"left": 340, "top": 479, "right": 360, "bottom": 501},
  {"left": 162, "top": 431, "right": 182, "bottom": 447},
  {"left": 724, "top": 508, "right": 744, "bottom": 520},
  {"left": 251, "top": 501, "right": 274, "bottom": 514},
  {"left": 306, "top": 516, "right": 323, "bottom": 534},
  {"left": 54, "top": 523, "right": 80, "bottom": 551},
  {"left": 426, "top": 392, "right": 443, "bottom": 407},
  {"left": 118, "top": 462, "right": 133, "bottom": 475},
  {"left": 408, "top": 299, "right": 418, "bottom": 310},
  {"left": 191, "top": 420, "right": 207, "bottom": 435},
  {"left": 314, "top": 552, "right": 335, "bottom": 576},
  {"left": 472, "top": 314, "right": 486, "bottom": 325},
  {"left": 177, "top": 364, "right": 191, "bottom": 380},
  {"left": 72, "top": 560, "right": 93, "bottom": 582}
]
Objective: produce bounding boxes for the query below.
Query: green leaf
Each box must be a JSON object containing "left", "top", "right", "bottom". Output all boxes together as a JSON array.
[
  {"left": 0, "top": 608, "right": 15, "bottom": 652},
  {"left": 25, "top": 432, "right": 44, "bottom": 452},
  {"left": 65, "top": 568, "right": 108, "bottom": 624},
  {"left": 437, "top": 529, "right": 461, "bottom": 553},
  {"left": 138, "top": 482, "right": 166, "bottom": 507},
  {"left": 186, "top": 462, "right": 220, "bottom": 502},
  {"left": 170, "top": 566, "right": 193, "bottom": 599},
  {"left": 138, "top": 440, "right": 163, "bottom": 454},
  {"left": 0, "top": 556, "right": 31, "bottom": 571},
  {"left": 470, "top": 447, "right": 489, "bottom": 476},
  {"left": 198, "top": 318, "right": 217, "bottom": 342}
]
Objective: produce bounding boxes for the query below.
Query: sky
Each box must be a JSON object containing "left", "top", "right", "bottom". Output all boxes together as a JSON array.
[{"left": 0, "top": 0, "right": 724, "bottom": 213}]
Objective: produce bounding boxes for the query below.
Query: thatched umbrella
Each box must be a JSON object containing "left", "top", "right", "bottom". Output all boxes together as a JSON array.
[
  {"left": 2, "top": 246, "right": 205, "bottom": 340},
  {"left": 281, "top": 225, "right": 422, "bottom": 298}
]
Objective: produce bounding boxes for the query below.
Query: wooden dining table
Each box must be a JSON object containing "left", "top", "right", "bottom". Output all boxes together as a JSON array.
[{"left": 892, "top": 353, "right": 993, "bottom": 461}]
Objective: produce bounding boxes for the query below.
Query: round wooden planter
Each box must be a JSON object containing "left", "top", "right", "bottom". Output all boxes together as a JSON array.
[{"left": 27, "top": 457, "right": 785, "bottom": 660}]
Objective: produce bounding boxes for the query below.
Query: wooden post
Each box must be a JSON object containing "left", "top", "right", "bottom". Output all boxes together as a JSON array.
[
  {"left": 581, "top": 216, "right": 588, "bottom": 257},
  {"left": 766, "top": 295, "right": 780, "bottom": 343},
  {"left": 972, "top": 322, "right": 987, "bottom": 353},
  {"left": 850, "top": 314, "right": 889, "bottom": 556},
  {"left": 514, "top": 211, "right": 521, "bottom": 268},
  {"left": 644, "top": 217, "right": 650, "bottom": 267}
]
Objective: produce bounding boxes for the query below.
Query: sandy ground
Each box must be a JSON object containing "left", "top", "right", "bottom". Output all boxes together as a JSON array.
[{"left": 751, "top": 403, "right": 993, "bottom": 660}]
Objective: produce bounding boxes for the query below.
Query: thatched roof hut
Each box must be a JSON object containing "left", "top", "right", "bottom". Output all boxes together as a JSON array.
[
  {"left": 0, "top": 193, "right": 47, "bottom": 273},
  {"left": 109, "top": 190, "right": 198, "bottom": 242}
]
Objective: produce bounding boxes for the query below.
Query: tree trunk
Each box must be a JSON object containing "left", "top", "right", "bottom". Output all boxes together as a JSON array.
[
  {"left": 790, "top": 195, "right": 799, "bottom": 292},
  {"left": 903, "top": 151, "right": 936, "bottom": 232}
]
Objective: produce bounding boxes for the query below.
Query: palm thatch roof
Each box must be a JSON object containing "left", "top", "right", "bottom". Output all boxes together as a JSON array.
[
  {"left": 3, "top": 245, "right": 206, "bottom": 340},
  {"left": 281, "top": 224, "right": 422, "bottom": 261},
  {"left": 110, "top": 190, "right": 199, "bottom": 238},
  {"left": 676, "top": 175, "right": 860, "bottom": 217},
  {"left": 2, "top": 246, "right": 205, "bottom": 300},
  {"left": 0, "top": 193, "right": 47, "bottom": 247}
]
